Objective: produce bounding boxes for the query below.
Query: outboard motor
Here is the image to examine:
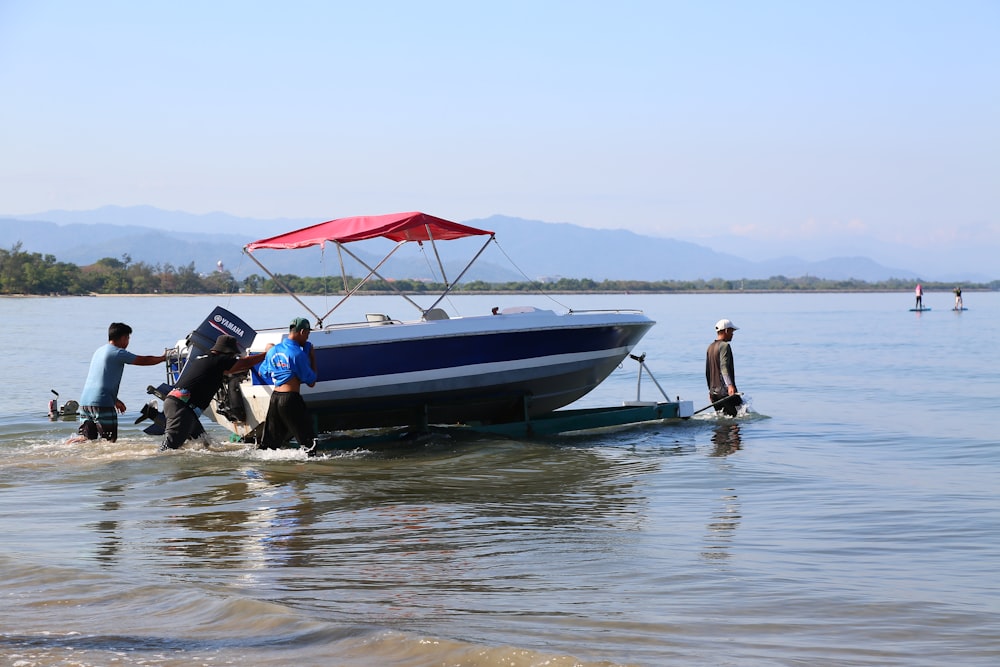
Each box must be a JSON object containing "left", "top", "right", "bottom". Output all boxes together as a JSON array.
[
  {"left": 48, "top": 389, "right": 79, "bottom": 420},
  {"left": 215, "top": 371, "right": 249, "bottom": 423}
]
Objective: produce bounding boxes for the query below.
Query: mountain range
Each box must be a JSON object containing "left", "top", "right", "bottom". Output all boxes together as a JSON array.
[{"left": 0, "top": 205, "right": 984, "bottom": 283}]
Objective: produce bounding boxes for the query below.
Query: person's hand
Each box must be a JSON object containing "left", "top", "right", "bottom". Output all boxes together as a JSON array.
[
  {"left": 727, "top": 385, "right": 737, "bottom": 396},
  {"left": 115, "top": 399, "right": 126, "bottom": 414}
]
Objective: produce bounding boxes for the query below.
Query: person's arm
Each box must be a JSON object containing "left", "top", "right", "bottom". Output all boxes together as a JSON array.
[
  {"left": 131, "top": 353, "right": 167, "bottom": 366},
  {"left": 719, "top": 344, "right": 737, "bottom": 395},
  {"left": 227, "top": 352, "right": 267, "bottom": 374},
  {"left": 297, "top": 348, "right": 318, "bottom": 387}
]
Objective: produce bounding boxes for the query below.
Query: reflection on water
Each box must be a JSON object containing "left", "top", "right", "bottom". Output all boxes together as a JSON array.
[
  {"left": 711, "top": 422, "right": 742, "bottom": 457},
  {"left": 702, "top": 423, "right": 743, "bottom": 561},
  {"left": 157, "top": 467, "right": 319, "bottom": 570},
  {"left": 79, "top": 438, "right": 671, "bottom": 598},
  {"left": 92, "top": 481, "right": 125, "bottom": 566},
  {"left": 701, "top": 489, "right": 741, "bottom": 563}
]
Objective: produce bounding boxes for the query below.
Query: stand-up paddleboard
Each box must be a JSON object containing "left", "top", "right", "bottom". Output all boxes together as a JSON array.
[
  {"left": 909, "top": 307, "right": 932, "bottom": 312},
  {"left": 952, "top": 307, "right": 968, "bottom": 311}
]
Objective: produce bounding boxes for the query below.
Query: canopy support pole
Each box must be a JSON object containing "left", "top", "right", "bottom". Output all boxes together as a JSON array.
[
  {"left": 335, "top": 244, "right": 349, "bottom": 294},
  {"left": 317, "top": 242, "right": 425, "bottom": 323},
  {"left": 425, "top": 235, "right": 495, "bottom": 312},
  {"left": 424, "top": 224, "right": 450, "bottom": 288},
  {"left": 243, "top": 248, "right": 322, "bottom": 324}
]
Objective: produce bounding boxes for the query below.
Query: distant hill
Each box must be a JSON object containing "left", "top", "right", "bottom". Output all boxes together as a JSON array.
[
  {"left": 467, "top": 216, "right": 759, "bottom": 281},
  {"left": 0, "top": 206, "right": 926, "bottom": 282},
  {"left": 10, "top": 205, "right": 306, "bottom": 238}
]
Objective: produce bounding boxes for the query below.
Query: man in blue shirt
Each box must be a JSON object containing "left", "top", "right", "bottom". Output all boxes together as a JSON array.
[
  {"left": 258, "top": 317, "right": 318, "bottom": 454},
  {"left": 78, "top": 322, "right": 166, "bottom": 442}
]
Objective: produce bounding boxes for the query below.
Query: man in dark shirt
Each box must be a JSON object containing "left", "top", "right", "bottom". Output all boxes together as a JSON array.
[
  {"left": 160, "top": 335, "right": 266, "bottom": 451},
  {"left": 705, "top": 319, "right": 743, "bottom": 417}
]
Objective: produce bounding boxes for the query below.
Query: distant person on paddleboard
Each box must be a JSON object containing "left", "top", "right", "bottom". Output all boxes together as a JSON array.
[
  {"left": 159, "top": 335, "right": 267, "bottom": 451},
  {"left": 74, "top": 322, "right": 166, "bottom": 442},
  {"left": 706, "top": 319, "right": 743, "bottom": 417},
  {"left": 953, "top": 286, "right": 963, "bottom": 310},
  {"left": 258, "top": 317, "right": 318, "bottom": 455},
  {"left": 915, "top": 283, "right": 923, "bottom": 309}
]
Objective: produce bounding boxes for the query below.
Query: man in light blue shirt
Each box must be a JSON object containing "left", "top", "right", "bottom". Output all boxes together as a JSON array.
[
  {"left": 258, "top": 316, "right": 317, "bottom": 454},
  {"left": 77, "top": 322, "right": 166, "bottom": 442}
]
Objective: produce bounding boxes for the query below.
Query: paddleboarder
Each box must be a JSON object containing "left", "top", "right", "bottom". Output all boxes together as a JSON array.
[
  {"left": 953, "top": 286, "right": 963, "bottom": 310},
  {"left": 706, "top": 319, "right": 743, "bottom": 417},
  {"left": 915, "top": 283, "right": 923, "bottom": 309}
]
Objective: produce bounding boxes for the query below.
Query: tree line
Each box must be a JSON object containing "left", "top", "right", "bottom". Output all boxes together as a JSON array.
[{"left": 2, "top": 243, "right": 998, "bottom": 296}]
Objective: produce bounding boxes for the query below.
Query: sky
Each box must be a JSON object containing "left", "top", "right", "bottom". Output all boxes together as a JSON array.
[{"left": 1, "top": 1, "right": 998, "bottom": 270}]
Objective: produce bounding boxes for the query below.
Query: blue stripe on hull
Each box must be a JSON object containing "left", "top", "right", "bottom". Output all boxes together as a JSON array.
[{"left": 253, "top": 323, "right": 649, "bottom": 384}]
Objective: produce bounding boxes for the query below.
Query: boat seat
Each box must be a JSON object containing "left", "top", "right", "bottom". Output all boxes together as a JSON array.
[
  {"left": 422, "top": 308, "right": 449, "bottom": 321},
  {"left": 366, "top": 313, "right": 392, "bottom": 325}
]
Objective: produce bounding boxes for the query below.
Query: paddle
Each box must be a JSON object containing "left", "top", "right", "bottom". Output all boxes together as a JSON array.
[{"left": 693, "top": 393, "right": 744, "bottom": 415}]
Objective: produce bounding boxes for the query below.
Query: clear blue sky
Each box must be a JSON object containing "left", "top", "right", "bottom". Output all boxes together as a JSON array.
[{"left": 1, "top": 1, "right": 997, "bottom": 264}]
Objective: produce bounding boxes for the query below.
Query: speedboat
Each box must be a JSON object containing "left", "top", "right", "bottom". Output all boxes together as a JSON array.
[{"left": 166, "top": 212, "right": 657, "bottom": 440}]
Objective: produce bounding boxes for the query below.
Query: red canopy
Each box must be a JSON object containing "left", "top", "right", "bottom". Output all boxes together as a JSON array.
[{"left": 245, "top": 212, "right": 493, "bottom": 251}]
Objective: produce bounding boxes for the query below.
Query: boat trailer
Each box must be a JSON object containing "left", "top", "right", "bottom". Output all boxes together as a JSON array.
[{"left": 314, "top": 353, "right": 694, "bottom": 448}]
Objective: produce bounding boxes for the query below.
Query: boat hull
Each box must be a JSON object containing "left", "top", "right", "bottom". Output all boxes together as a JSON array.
[{"left": 206, "top": 309, "right": 654, "bottom": 435}]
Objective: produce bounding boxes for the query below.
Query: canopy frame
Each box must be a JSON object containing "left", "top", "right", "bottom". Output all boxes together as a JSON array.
[{"left": 242, "top": 212, "right": 496, "bottom": 325}]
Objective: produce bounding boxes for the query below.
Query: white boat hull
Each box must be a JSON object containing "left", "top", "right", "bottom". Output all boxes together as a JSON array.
[{"left": 202, "top": 308, "right": 654, "bottom": 436}]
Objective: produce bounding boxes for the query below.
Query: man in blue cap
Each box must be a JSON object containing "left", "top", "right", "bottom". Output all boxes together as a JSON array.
[{"left": 258, "top": 316, "right": 318, "bottom": 454}]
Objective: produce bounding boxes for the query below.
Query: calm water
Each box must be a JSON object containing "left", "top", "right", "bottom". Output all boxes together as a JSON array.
[{"left": 1, "top": 291, "right": 997, "bottom": 667}]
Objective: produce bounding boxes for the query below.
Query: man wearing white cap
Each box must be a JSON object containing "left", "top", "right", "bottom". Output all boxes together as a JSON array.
[{"left": 706, "top": 319, "right": 743, "bottom": 417}]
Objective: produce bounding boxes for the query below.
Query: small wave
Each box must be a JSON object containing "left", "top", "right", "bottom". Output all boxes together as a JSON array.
[{"left": 0, "top": 556, "right": 619, "bottom": 667}]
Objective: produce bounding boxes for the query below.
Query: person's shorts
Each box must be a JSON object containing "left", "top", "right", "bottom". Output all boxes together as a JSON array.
[
  {"left": 79, "top": 405, "right": 118, "bottom": 441},
  {"left": 710, "top": 392, "right": 743, "bottom": 417}
]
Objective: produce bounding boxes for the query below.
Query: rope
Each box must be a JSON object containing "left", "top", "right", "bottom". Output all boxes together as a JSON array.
[
  {"left": 490, "top": 237, "right": 571, "bottom": 311},
  {"left": 222, "top": 252, "right": 250, "bottom": 309},
  {"left": 419, "top": 241, "right": 462, "bottom": 315}
]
